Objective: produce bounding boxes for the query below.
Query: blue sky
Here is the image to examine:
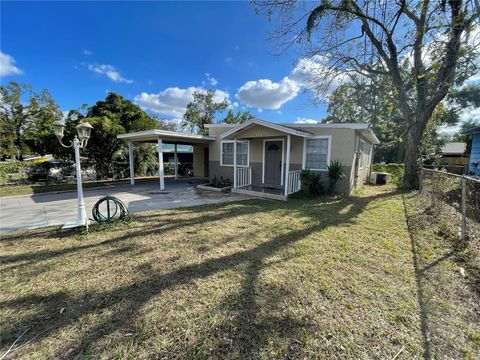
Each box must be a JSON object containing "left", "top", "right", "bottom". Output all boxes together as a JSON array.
[{"left": 0, "top": 1, "right": 329, "bottom": 126}]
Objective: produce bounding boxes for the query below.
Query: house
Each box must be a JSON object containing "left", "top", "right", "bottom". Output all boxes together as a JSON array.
[
  {"left": 464, "top": 126, "right": 480, "bottom": 176},
  {"left": 440, "top": 142, "right": 467, "bottom": 157},
  {"left": 439, "top": 142, "right": 468, "bottom": 173},
  {"left": 118, "top": 118, "right": 380, "bottom": 200}
]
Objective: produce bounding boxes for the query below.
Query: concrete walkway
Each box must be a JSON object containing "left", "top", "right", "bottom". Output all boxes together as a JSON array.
[{"left": 0, "top": 179, "right": 251, "bottom": 234}]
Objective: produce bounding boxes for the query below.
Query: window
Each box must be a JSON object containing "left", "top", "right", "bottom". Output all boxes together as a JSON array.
[
  {"left": 358, "top": 140, "right": 365, "bottom": 169},
  {"left": 364, "top": 142, "right": 372, "bottom": 168},
  {"left": 304, "top": 137, "right": 330, "bottom": 170},
  {"left": 220, "top": 140, "right": 249, "bottom": 166},
  {"left": 359, "top": 140, "right": 372, "bottom": 169}
]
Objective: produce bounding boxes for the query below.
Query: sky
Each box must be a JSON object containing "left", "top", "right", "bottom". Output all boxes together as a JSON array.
[{"left": 0, "top": 1, "right": 331, "bottom": 127}]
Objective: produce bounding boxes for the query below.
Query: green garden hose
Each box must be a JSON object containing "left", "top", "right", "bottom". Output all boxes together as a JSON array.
[{"left": 92, "top": 195, "right": 131, "bottom": 223}]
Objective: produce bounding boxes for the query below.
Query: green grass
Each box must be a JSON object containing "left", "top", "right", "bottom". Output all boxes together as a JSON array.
[
  {"left": 0, "top": 182, "right": 110, "bottom": 197},
  {"left": 0, "top": 186, "right": 478, "bottom": 359}
]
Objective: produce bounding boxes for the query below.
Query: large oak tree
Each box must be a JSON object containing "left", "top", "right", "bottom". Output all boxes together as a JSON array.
[{"left": 255, "top": 0, "right": 479, "bottom": 188}]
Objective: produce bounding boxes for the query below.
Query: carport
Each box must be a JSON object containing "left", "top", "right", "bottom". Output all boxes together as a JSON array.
[{"left": 117, "top": 130, "right": 215, "bottom": 190}]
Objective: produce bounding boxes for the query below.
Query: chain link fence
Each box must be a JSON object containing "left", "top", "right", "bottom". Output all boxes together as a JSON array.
[{"left": 420, "top": 168, "right": 480, "bottom": 247}]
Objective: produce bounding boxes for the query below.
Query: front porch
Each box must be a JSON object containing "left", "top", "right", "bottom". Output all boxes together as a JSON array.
[
  {"left": 231, "top": 168, "right": 302, "bottom": 201},
  {"left": 218, "top": 119, "right": 309, "bottom": 200}
]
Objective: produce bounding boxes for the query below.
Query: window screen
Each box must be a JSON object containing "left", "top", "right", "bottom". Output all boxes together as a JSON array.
[
  {"left": 305, "top": 138, "right": 329, "bottom": 170},
  {"left": 221, "top": 141, "right": 248, "bottom": 166}
]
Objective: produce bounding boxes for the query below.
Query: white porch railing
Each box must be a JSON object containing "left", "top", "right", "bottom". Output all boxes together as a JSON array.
[
  {"left": 236, "top": 167, "right": 252, "bottom": 188},
  {"left": 287, "top": 170, "right": 302, "bottom": 195}
]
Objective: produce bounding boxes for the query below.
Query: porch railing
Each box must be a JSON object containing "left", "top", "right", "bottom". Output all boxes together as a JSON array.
[
  {"left": 287, "top": 170, "right": 302, "bottom": 195},
  {"left": 236, "top": 167, "right": 252, "bottom": 188}
]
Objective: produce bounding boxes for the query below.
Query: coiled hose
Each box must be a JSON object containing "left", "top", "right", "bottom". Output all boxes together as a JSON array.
[{"left": 92, "top": 195, "right": 131, "bottom": 223}]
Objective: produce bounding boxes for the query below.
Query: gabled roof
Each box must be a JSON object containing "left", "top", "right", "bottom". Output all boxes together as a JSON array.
[
  {"left": 463, "top": 126, "right": 480, "bottom": 135},
  {"left": 219, "top": 118, "right": 313, "bottom": 139}
]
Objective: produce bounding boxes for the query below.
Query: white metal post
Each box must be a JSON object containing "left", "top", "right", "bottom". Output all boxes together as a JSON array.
[
  {"left": 63, "top": 137, "right": 87, "bottom": 229},
  {"left": 128, "top": 142, "right": 135, "bottom": 185},
  {"left": 461, "top": 177, "right": 467, "bottom": 240},
  {"left": 284, "top": 135, "right": 291, "bottom": 196},
  {"left": 158, "top": 138, "right": 165, "bottom": 191},
  {"left": 174, "top": 144, "right": 178, "bottom": 180},
  {"left": 233, "top": 139, "right": 237, "bottom": 188}
]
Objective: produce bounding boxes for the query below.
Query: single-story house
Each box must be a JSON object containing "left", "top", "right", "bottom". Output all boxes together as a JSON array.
[
  {"left": 464, "top": 126, "right": 480, "bottom": 176},
  {"left": 118, "top": 118, "right": 380, "bottom": 200},
  {"left": 439, "top": 142, "right": 469, "bottom": 172},
  {"left": 440, "top": 142, "right": 467, "bottom": 157}
]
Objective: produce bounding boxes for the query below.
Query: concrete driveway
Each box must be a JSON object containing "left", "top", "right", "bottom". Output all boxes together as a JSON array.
[{"left": 0, "top": 179, "right": 251, "bottom": 234}]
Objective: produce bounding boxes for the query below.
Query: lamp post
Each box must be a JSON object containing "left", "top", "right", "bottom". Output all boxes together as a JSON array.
[{"left": 53, "top": 120, "right": 93, "bottom": 229}]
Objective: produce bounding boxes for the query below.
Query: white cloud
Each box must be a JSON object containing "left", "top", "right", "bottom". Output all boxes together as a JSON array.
[
  {"left": 0, "top": 52, "right": 23, "bottom": 77},
  {"left": 225, "top": 57, "right": 232, "bottom": 63},
  {"left": 87, "top": 63, "right": 133, "bottom": 83},
  {"left": 83, "top": 49, "right": 93, "bottom": 56},
  {"left": 205, "top": 73, "right": 218, "bottom": 86},
  {"left": 295, "top": 117, "right": 319, "bottom": 124},
  {"left": 290, "top": 55, "right": 345, "bottom": 99},
  {"left": 134, "top": 87, "right": 230, "bottom": 118},
  {"left": 460, "top": 106, "right": 480, "bottom": 122},
  {"left": 236, "top": 77, "right": 300, "bottom": 110}
]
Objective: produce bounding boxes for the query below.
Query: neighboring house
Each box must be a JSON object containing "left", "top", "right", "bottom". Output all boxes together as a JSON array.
[
  {"left": 440, "top": 142, "right": 467, "bottom": 158},
  {"left": 118, "top": 118, "right": 380, "bottom": 200},
  {"left": 439, "top": 142, "right": 468, "bottom": 172},
  {"left": 464, "top": 126, "right": 480, "bottom": 176}
]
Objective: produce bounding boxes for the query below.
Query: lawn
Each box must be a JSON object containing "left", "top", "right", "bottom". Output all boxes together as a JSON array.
[
  {"left": 0, "top": 182, "right": 111, "bottom": 197},
  {"left": 1, "top": 186, "right": 478, "bottom": 359},
  {"left": 0, "top": 176, "right": 174, "bottom": 197}
]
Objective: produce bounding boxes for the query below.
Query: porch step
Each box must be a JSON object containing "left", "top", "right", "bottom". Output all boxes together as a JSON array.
[{"left": 232, "top": 187, "right": 287, "bottom": 201}]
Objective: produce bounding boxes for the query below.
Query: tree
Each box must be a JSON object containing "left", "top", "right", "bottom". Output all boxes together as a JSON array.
[
  {"left": 182, "top": 90, "right": 229, "bottom": 134},
  {"left": 222, "top": 110, "right": 255, "bottom": 124},
  {"left": 325, "top": 73, "right": 460, "bottom": 163},
  {"left": 256, "top": 0, "right": 479, "bottom": 188},
  {"left": 59, "top": 93, "right": 157, "bottom": 179},
  {"left": 454, "top": 119, "right": 480, "bottom": 155},
  {"left": 0, "top": 82, "right": 62, "bottom": 160}
]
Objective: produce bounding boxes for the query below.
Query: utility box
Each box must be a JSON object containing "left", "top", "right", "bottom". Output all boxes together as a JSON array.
[{"left": 370, "top": 172, "right": 388, "bottom": 185}]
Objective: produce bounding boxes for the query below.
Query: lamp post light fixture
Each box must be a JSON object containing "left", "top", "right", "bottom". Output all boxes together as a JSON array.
[{"left": 53, "top": 120, "right": 93, "bottom": 229}]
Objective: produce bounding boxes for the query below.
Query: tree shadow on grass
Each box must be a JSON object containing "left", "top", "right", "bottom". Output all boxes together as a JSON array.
[
  {"left": 1, "top": 189, "right": 398, "bottom": 358},
  {"left": 402, "top": 193, "right": 480, "bottom": 360}
]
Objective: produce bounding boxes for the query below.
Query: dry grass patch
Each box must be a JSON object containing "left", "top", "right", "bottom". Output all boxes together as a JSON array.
[{"left": 0, "top": 186, "right": 477, "bottom": 359}]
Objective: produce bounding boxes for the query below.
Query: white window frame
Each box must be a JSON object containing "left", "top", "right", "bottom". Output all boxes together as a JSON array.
[
  {"left": 220, "top": 140, "right": 250, "bottom": 167},
  {"left": 262, "top": 138, "right": 285, "bottom": 185},
  {"left": 358, "top": 139, "right": 366, "bottom": 169},
  {"left": 302, "top": 135, "right": 332, "bottom": 171}
]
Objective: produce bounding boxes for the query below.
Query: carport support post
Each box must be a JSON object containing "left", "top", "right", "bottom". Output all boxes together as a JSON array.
[
  {"left": 233, "top": 139, "right": 237, "bottom": 188},
  {"left": 174, "top": 144, "right": 178, "bottom": 180},
  {"left": 284, "top": 135, "right": 291, "bottom": 196},
  {"left": 128, "top": 142, "right": 135, "bottom": 185},
  {"left": 158, "top": 138, "right": 165, "bottom": 191}
]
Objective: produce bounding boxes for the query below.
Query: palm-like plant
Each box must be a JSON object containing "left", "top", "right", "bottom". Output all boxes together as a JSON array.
[{"left": 327, "top": 160, "right": 345, "bottom": 194}]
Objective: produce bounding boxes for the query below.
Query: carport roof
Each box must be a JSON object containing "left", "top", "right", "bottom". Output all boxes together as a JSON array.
[{"left": 117, "top": 129, "right": 215, "bottom": 144}]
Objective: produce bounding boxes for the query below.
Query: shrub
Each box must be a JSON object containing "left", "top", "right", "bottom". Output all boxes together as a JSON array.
[
  {"left": 210, "top": 175, "right": 231, "bottom": 188},
  {"left": 299, "top": 169, "right": 323, "bottom": 196},
  {"left": 327, "top": 160, "right": 345, "bottom": 194},
  {"left": 0, "top": 160, "right": 35, "bottom": 184},
  {"left": 371, "top": 163, "right": 404, "bottom": 186}
]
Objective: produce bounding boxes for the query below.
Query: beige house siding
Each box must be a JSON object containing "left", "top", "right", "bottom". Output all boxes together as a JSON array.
[{"left": 193, "top": 143, "right": 206, "bottom": 177}]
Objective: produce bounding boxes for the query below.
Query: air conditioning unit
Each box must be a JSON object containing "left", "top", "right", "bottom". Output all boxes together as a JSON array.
[{"left": 370, "top": 172, "right": 388, "bottom": 185}]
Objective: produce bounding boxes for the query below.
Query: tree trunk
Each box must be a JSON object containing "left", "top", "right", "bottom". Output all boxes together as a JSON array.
[{"left": 403, "top": 120, "right": 425, "bottom": 189}]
